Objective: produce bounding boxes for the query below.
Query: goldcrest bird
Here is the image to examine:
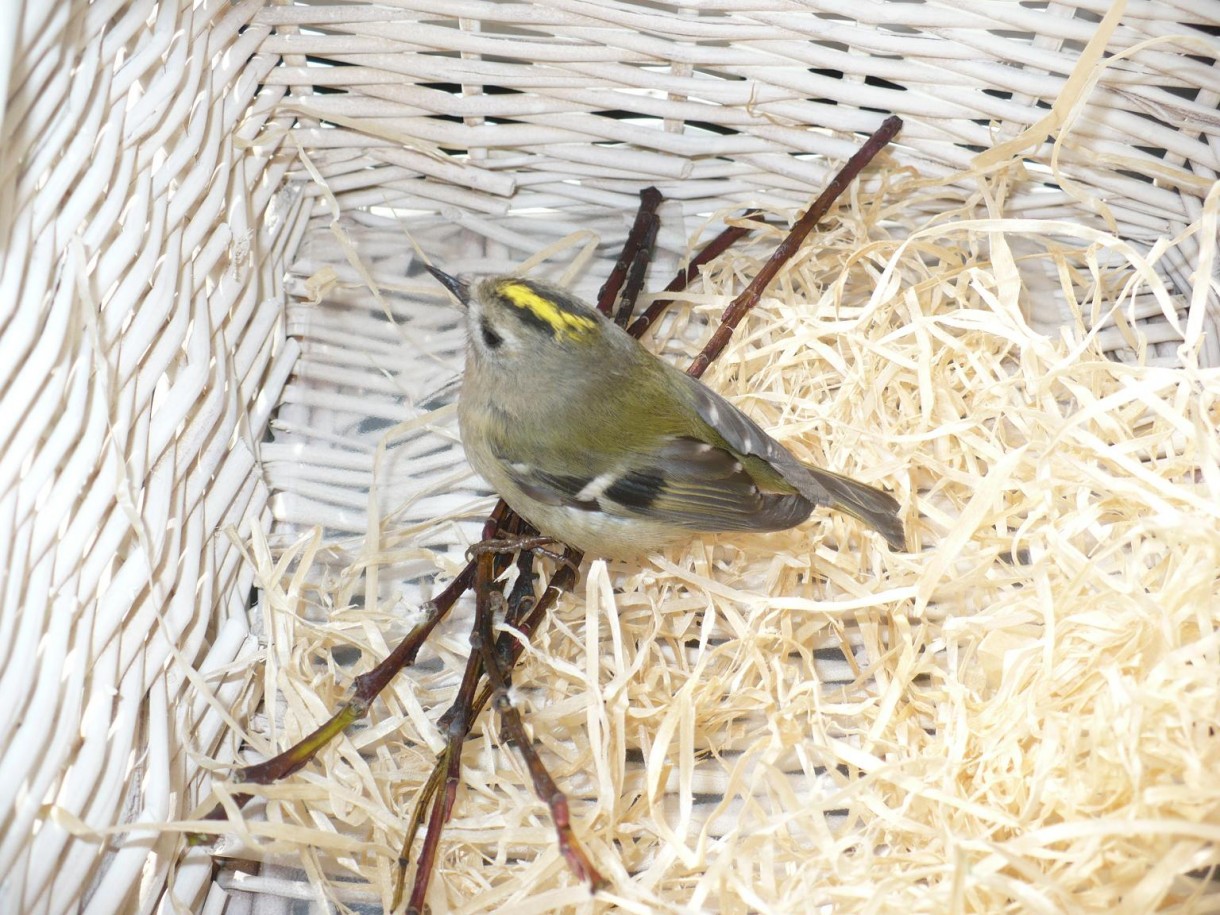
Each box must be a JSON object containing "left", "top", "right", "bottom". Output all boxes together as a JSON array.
[{"left": 426, "top": 265, "right": 905, "bottom": 558}]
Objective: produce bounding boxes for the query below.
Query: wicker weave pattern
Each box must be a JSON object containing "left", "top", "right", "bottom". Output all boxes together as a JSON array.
[
  {"left": 259, "top": 0, "right": 1219, "bottom": 364},
  {"left": 0, "top": 1, "right": 308, "bottom": 911},
  {"left": 257, "top": 2, "right": 1219, "bottom": 215}
]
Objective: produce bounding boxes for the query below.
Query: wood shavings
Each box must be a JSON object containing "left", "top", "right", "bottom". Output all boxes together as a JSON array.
[{"left": 217, "top": 147, "right": 1220, "bottom": 911}]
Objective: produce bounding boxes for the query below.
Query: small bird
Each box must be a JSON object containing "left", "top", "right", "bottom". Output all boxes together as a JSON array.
[{"left": 426, "top": 265, "right": 906, "bottom": 558}]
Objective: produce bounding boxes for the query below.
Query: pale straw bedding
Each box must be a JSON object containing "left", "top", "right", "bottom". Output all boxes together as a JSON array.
[
  {"left": 215, "top": 171, "right": 1220, "bottom": 912},
  {"left": 1, "top": 1, "right": 1218, "bottom": 913}
]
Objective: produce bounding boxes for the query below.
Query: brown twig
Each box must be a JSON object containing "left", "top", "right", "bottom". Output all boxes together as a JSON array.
[
  {"left": 598, "top": 187, "right": 663, "bottom": 327},
  {"left": 393, "top": 538, "right": 540, "bottom": 911},
  {"left": 398, "top": 537, "right": 585, "bottom": 911},
  {"left": 396, "top": 518, "right": 531, "bottom": 911},
  {"left": 473, "top": 553, "right": 605, "bottom": 887},
  {"left": 686, "top": 115, "right": 902, "bottom": 379},
  {"left": 618, "top": 187, "right": 663, "bottom": 326},
  {"left": 397, "top": 626, "right": 486, "bottom": 913},
  {"left": 626, "top": 210, "right": 767, "bottom": 340},
  {"left": 190, "top": 564, "right": 478, "bottom": 836}
]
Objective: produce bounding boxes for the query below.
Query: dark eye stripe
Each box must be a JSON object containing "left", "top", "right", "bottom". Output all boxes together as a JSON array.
[{"left": 498, "top": 297, "right": 559, "bottom": 337}]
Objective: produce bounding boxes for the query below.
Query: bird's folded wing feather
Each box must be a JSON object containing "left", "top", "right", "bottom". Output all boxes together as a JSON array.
[{"left": 504, "top": 435, "right": 812, "bottom": 533}]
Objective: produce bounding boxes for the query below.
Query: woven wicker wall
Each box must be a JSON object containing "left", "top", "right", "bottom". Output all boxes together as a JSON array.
[
  {"left": 0, "top": 1, "right": 307, "bottom": 911},
  {"left": 1, "top": 1, "right": 1218, "bottom": 913},
  {"left": 258, "top": 0, "right": 1219, "bottom": 364}
]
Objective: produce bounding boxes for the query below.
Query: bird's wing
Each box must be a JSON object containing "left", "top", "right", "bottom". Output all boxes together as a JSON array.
[
  {"left": 682, "top": 373, "right": 906, "bottom": 549},
  {"left": 500, "top": 434, "right": 813, "bottom": 533}
]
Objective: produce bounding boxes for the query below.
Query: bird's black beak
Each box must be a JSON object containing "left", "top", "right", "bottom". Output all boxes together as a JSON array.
[{"left": 425, "top": 264, "right": 470, "bottom": 306}]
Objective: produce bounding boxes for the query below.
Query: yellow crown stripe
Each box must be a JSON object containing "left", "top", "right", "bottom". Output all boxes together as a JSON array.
[{"left": 500, "top": 281, "right": 597, "bottom": 339}]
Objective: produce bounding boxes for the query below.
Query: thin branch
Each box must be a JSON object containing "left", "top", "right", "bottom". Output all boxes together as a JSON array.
[
  {"left": 626, "top": 210, "right": 767, "bottom": 340},
  {"left": 400, "top": 542, "right": 585, "bottom": 909},
  {"left": 473, "top": 553, "right": 604, "bottom": 888},
  {"left": 397, "top": 627, "right": 487, "bottom": 914},
  {"left": 598, "top": 186, "right": 663, "bottom": 326},
  {"left": 686, "top": 116, "right": 903, "bottom": 379}
]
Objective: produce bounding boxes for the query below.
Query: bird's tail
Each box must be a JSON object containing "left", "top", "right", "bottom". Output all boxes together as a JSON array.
[{"left": 805, "top": 467, "right": 906, "bottom": 551}]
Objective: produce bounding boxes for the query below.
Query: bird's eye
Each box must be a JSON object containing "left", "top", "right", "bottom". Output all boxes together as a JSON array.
[{"left": 480, "top": 319, "right": 503, "bottom": 349}]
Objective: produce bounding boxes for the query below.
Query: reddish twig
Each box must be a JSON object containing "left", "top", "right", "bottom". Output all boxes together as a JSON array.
[
  {"left": 686, "top": 116, "right": 902, "bottom": 379},
  {"left": 396, "top": 624, "right": 487, "bottom": 914},
  {"left": 626, "top": 210, "right": 767, "bottom": 340},
  {"left": 598, "top": 186, "right": 664, "bottom": 327},
  {"left": 191, "top": 564, "right": 477, "bottom": 835},
  {"left": 398, "top": 540, "right": 585, "bottom": 911},
  {"left": 472, "top": 553, "right": 605, "bottom": 888},
  {"left": 393, "top": 536, "right": 541, "bottom": 911}
]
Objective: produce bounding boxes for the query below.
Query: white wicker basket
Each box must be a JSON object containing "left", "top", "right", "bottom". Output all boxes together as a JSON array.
[{"left": 2, "top": 1, "right": 1217, "bottom": 913}]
